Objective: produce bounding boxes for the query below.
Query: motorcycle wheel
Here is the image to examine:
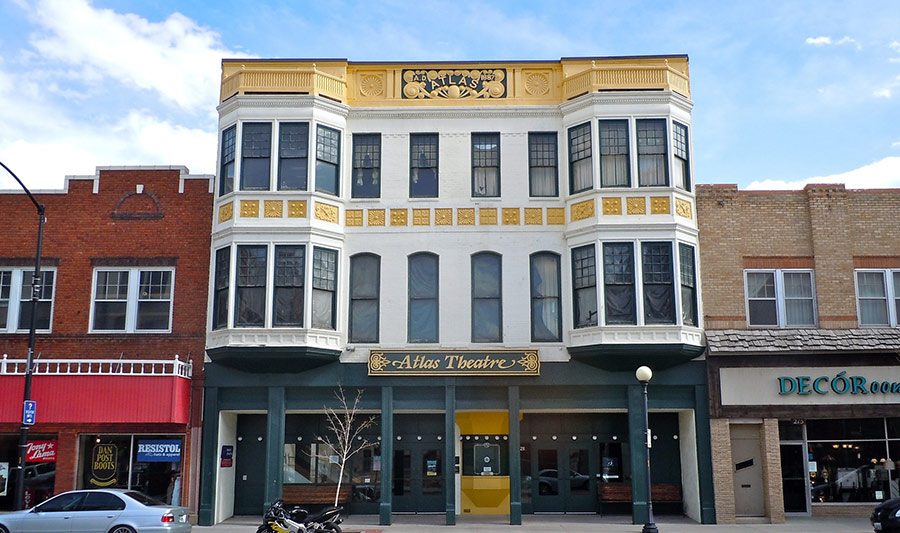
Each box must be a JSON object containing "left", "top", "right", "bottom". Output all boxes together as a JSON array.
[
  {"left": 321, "top": 522, "right": 342, "bottom": 533},
  {"left": 255, "top": 526, "right": 271, "bottom": 533}
]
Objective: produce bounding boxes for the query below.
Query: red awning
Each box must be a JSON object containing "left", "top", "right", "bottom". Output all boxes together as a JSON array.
[{"left": 0, "top": 373, "right": 190, "bottom": 425}]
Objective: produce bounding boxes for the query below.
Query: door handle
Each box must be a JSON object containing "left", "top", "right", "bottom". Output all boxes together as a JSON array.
[{"left": 107, "top": 514, "right": 115, "bottom": 518}]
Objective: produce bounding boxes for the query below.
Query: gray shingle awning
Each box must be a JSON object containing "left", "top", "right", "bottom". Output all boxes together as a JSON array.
[{"left": 705, "top": 329, "right": 900, "bottom": 355}]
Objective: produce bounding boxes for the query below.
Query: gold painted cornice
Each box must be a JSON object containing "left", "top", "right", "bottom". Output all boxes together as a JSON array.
[{"left": 220, "top": 56, "right": 690, "bottom": 105}]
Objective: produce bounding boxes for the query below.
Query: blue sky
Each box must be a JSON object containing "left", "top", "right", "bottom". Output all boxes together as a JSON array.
[{"left": 0, "top": 0, "right": 898, "bottom": 191}]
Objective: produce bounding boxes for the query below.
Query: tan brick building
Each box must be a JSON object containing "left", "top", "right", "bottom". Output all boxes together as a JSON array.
[{"left": 698, "top": 183, "right": 900, "bottom": 523}]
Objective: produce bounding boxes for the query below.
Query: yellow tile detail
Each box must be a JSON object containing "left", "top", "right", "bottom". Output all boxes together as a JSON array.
[
  {"left": 457, "top": 208, "right": 475, "bottom": 225},
  {"left": 435, "top": 208, "right": 453, "bottom": 225},
  {"left": 675, "top": 198, "right": 693, "bottom": 219},
  {"left": 368, "top": 209, "right": 386, "bottom": 226},
  {"left": 240, "top": 200, "right": 259, "bottom": 218},
  {"left": 218, "top": 202, "right": 234, "bottom": 223},
  {"left": 547, "top": 207, "right": 565, "bottom": 225},
  {"left": 346, "top": 209, "right": 364, "bottom": 226},
  {"left": 264, "top": 200, "right": 283, "bottom": 218},
  {"left": 626, "top": 197, "right": 646, "bottom": 215},
  {"left": 479, "top": 208, "right": 498, "bottom": 225},
  {"left": 650, "top": 196, "right": 671, "bottom": 215},
  {"left": 412, "top": 208, "right": 431, "bottom": 226},
  {"left": 390, "top": 208, "right": 408, "bottom": 226},
  {"left": 571, "top": 199, "right": 595, "bottom": 221},
  {"left": 502, "top": 208, "right": 520, "bottom": 225},
  {"left": 314, "top": 202, "right": 339, "bottom": 223},
  {"left": 602, "top": 197, "right": 621, "bottom": 216},
  {"left": 287, "top": 200, "right": 307, "bottom": 218},
  {"left": 524, "top": 208, "right": 543, "bottom": 225}
]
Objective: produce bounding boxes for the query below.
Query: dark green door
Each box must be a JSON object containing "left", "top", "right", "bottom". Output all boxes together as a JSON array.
[
  {"left": 532, "top": 446, "right": 563, "bottom": 512},
  {"left": 234, "top": 414, "right": 267, "bottom": 515},
  {"left": 392, "top": 415, "right": 444, "bottom": 514},
  {"left": 530, "top": 439, "right": 598, "bottom": 513}
]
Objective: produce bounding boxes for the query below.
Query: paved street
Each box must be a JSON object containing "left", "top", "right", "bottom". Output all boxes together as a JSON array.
[{"left": 195, "top": 514, "right": 876, "bottom": 533}]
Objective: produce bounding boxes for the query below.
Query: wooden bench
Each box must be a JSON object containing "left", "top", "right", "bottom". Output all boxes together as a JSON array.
[
  {"left": 282, "top": 484, "right": 351, "bottom": 506},
  {"left": 599, "top": 483, "right": 683, "bottom": 514}
]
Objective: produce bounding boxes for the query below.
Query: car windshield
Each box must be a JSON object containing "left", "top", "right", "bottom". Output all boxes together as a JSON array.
[{"left": 124, "top": 491, "right": 167, "bottom": 506}]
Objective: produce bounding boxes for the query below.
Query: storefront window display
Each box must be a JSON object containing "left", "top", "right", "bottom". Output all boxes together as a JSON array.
[
  {"left": 0, "top": 434, "right": 57, "bottom": 510},
  {"left": 79, "top": 435, "right": 183, "bottom": 505}
]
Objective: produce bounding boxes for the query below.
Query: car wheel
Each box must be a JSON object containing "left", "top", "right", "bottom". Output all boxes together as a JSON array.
[
  {"left": 0, "top": 523, "right": 9, "bottom": 533},
  {"left": 108, "top": 526, "right": 136, "bottom": 533}
]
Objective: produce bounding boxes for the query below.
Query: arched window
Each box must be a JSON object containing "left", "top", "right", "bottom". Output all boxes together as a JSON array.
[
  {"left": 530, "top": 252, "right": 561, "bottom": 342},
  {"left": 349, "top": 254, "right": 380, "bottom": 343},
  {"left": 472, "top": 252, "right": 502, "bottom": 342},
  {"left": 408, "top": 253, "right": 439, "bottom": 343}
]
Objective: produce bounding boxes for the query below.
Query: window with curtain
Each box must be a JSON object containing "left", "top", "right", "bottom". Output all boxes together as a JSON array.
[
  {"left": 0, "top": 269, "right": 55, "bottom": 332},
  {"left": 679, "top": 243, "right": 697, "bottom": 326},
  {"left": 599, "top": 120, "right": 630, "bottom": 187},
  {"left": 745, "top": 269, "right": 816, "bottom": 327},
  {"left": 278, "top": 122, "right": 309, "bottom": 191},
  {"left": 530, "top": 252, "right": 561, "bottom": 341},
  {"left": 241, "top": 122, "right": 272, "bottom": 190},
  {"left": 637, "top": 119, "right": 667, "bottom": 186},
  {"left": 672, "top": 121, "right": 690, "bottom": 191},
  {"left": 219, "top": 125, "right": 235, "bottom": 196},
  {"left": 856, "top": 270, "right": 896, "bottom": 326},
  {"left": 408, "top": 253, "right": 438, "bottom": 342},
  {"left": 274, "top": 245, "right": 304, "bottom": 327},
  {"left": 410, "top": 134, "right": 438, "bottom": 198},
  {"left": 235, "top": 245, "right": 267, "bottom": 327},
  {"left": 603, "top": 243, "right": 635, "bottom": 325},
  {"left": 642, "top": 242, "right": 675, "bottom": 324},
  {"left": 572, "top": 244, "right": 598, "bottom": 328},
  {"left": 352, "top": 134, "right": 381, "bottom": 198},
  {"left": 528, "top": 132, "right": 557, "bottom": 197},
  {"left": 315, "top": 126, "right": 340, "bottom": 196},
  {"left": 0, "top": 271, "right": 10, "bottom": 329},
  {"left": 472, "top": 252, "right": 502, "bottom": 342},
  {"left": 213, "top": 247, "right": 230, "bottom": 330},
  {"left": 350, "top": 254, "right": 380, "bottom": 343},
  {"left": 472, "top": 133, "right": 500, "bottom": 197},
  {"left": 312, "top": 247, "right": 337, "bottom": 329},
  {"left": 568, "top": 123, "right": 592, "bottom": 193}
]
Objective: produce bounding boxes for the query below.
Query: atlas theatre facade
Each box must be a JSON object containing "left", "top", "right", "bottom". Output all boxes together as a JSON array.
[{"left": 198, "top": 56, "right": 715, "bottom": 526}]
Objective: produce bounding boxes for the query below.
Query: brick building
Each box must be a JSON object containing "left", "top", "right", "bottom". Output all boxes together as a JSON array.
[
  {"left": 697, "top": 183, "right": 900, "bottom": 523},
  {"left": 0, "top": 167, "right": 212, "bottom": 515}
]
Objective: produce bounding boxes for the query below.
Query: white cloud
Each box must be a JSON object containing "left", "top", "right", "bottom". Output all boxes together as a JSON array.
[
  {"left": 25, "top": 0, "right": 251, "bottom": 111},
  {"left": 893, "top": 140, "right": 900, "bottom": 149},
  {"left": 806, "top": 36, "right": 832, "bottom": 46},
  {"left": 874, "top": 88, "right": 893, "bottom": 98},
  {"left": 805, "top": 35, "right": 860, "bottom": 49},
  {"left": 746, "top": 157, "right": 900, "bottom": 190}
]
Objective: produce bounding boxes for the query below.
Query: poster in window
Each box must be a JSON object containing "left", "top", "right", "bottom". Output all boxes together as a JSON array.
[
  {"left": 426, "top": 459, "right": 438, "bottom": 477},
  {"left": 0, "top": 462, "right": 8, "bottom": 496},
  {"left": 90, "top": 444, "right": 118, "bottom": 487}
]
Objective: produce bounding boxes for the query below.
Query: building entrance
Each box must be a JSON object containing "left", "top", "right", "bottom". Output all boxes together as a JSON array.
[
  {"left": 392, "top": 415, "right": 444, "bottom": 514},
  {"left": 525, "top": 439, "right": 597, "bottom": 513}
]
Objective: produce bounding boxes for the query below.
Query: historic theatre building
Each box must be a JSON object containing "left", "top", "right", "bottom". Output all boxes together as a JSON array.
[
  {"left": 698, "top": 184, "right": 900, "bottom": 523},
  {"left": 199, "top": 56, "right": 716, "bottom": 526}
]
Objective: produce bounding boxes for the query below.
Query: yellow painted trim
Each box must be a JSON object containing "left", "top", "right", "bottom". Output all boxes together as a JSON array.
[
  {"left": 572, "top": 198, "right": 595, "bottom": 221},
  {"left": 435, "top": 208, "right": 453, "bottom": 225},
  {"left": 650, "top": 196, "right": 671, "bottom": 215},
  {"left": 479, "top": 208, "right": 498, "bottom": 225},
  {"left": 287, "top": 200, "right": 307, "bottom": 218},
  {"left": 367, "top": 209, "right": 385, "bottom": 226},
  {"left": 314, "top": 202, "right": 339, "bottom": 223},
  {"left": 546, "top": 207, "right": 565, "bottom": 225},
  {"left": 345, "top": 209, "right": 364, "bottom": 226},
  {"left": 390, "top": 208, "right": 408, "bottom": 226},
  {"left": 240, "top": 200, "right": 259, "bottom": 218},
  {"left": 502, "top": 208, "right": 520, "bottom": 225},
  {"left": 602, "top": 197, "right": 622, "bottom": 216},
  {"left": 458, "top": 208, "right": 475, "bottom": 225},
  {"left": 412, "top": 208, "right": 430, "bottom": 226},
  {"left": 264, "top": 200, "right": 283, "bottom": 218},
  {"left": 524, "top": 207, "right": 542, "bottom": 225},
  {"left": 626, "top": 197, "right": 646, "bottom": 215},
  {"left": 218, "top": 202, "right": 234, "bottom": 223},
  {"left": 675, "top": 198, "right": 693, "bottom": 219}
]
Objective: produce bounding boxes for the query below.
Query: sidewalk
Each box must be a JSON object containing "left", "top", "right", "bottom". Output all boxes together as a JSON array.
[{"left": 195, "top": 514, "right": 875, "bottom": 533}]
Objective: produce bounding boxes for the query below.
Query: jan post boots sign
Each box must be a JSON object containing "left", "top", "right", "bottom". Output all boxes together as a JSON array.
[{"left": 90, "top": 444, "right": 118, "bottom": 487}]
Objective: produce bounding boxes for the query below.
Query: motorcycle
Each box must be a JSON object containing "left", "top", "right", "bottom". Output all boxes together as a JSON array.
[{"left": 256, "top": 499, "right": 343, "bottom": 533}]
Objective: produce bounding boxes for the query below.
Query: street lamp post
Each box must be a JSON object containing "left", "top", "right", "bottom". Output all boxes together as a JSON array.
[
  {"left": 635, "top": 365, "right": 658, "bottom": 533},
  {"left": 0, "top": 161, "right": 45, "bottom": 511}
]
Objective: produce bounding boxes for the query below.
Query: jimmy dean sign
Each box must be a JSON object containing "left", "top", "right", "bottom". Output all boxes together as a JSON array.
[
  {"left": 402, "top": 69, "right": 507, "bottom": 99},
  {"left": 368, "top": 350, "right": 539, "bottom": 376}
]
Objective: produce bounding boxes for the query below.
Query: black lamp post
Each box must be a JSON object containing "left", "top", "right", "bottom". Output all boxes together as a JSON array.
[
  {"left": 0, "top": 160, "right": 45, "bottom": 511},
  {"left": 635, "top": 365, "right": 658, "bottom": 533}
]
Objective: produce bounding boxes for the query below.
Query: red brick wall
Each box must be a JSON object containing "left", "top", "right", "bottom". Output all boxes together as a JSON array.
[{"left": 0, "top": 168, "right": 211, "bottom": 507}]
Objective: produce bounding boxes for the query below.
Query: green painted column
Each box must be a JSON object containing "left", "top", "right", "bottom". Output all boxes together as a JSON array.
[
  {"left": 695, "top": 384, "right": 717, "bottom": 524},
  {"left": 379, "top": 386, "right": 393, "bottom": 526},
  {"left": 627, "top": 384, "right": 649, "bottom": 524},
  {"left": 264, "top": 386, "right": 285, "bottom": 513},
  {"left": 445, "top": 384, "right": 456, "bottom": 525},
  {"left": 508, "top": 386, "right": 522, "bottom": 525},
  {"left": 198, "top": 386, "right": 219, "bottom": 526}
]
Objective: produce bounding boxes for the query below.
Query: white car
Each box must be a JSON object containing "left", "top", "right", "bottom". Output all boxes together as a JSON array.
[{"left": 0, "top": 488, "right": 190, "bottom": 533}]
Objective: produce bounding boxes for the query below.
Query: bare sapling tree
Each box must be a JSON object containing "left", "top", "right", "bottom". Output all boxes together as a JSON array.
[{"left": 320, "top": 385, "right": 377, "bottom": 507}]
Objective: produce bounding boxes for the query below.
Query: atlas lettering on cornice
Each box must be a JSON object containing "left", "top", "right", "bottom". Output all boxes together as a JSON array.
[{"left": 402, "top": 69, "right": 507, "bottom": 99}]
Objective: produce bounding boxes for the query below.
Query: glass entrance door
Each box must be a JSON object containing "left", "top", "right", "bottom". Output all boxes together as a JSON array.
[
  {"left": 780, "top": 443, "right": 809, "bottom": 513},
  {"left": 530, "top": 443, "right": 597, "bottom": 513},
  {"left": 392, "top": 441, "right": 443, "bottom": 513}
]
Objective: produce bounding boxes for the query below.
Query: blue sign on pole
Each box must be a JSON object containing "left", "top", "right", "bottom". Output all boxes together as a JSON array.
[{"left": 23, "top": 400, "right": 36, "bottom": 425}]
